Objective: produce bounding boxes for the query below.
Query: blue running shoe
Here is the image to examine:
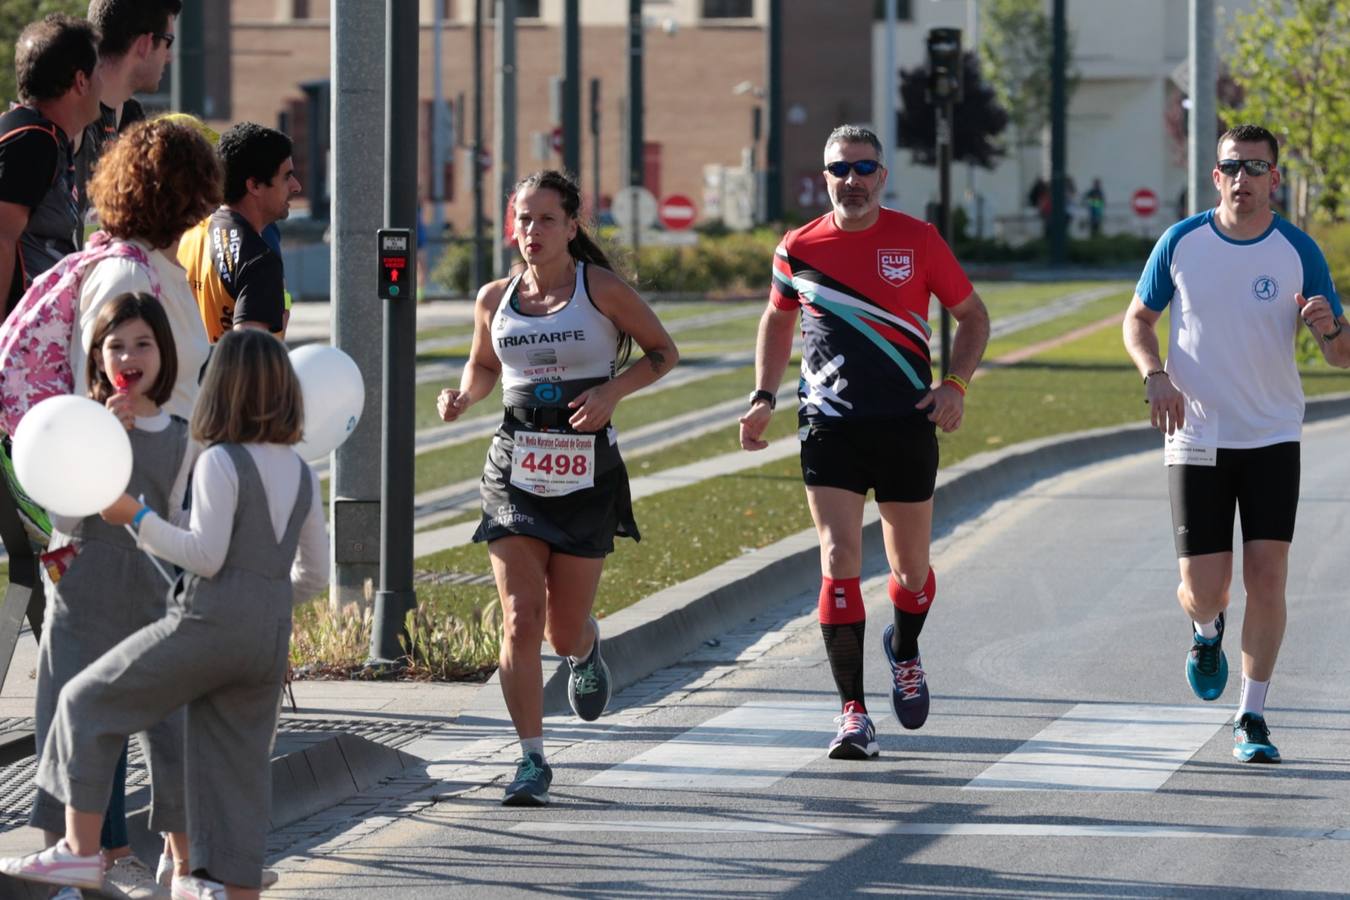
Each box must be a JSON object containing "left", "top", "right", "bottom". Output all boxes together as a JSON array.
[
  {"left": 828, "top": 701, "right": 879, "bottom": 759},
  {"left": 1233, "top": 713, "right": 1281, "bottom": 763},
  {"left": 882, "top": 623, "right": 930, "bottom": 730},
  {"left": 567, "top": 617, "right": 612, "bottom": 722},
  {"left": 1186, "top": 612, "right": 1228, "bottom": 701},
  {"left": 502, "top": 752, "right": 553, "bottom": 806}
]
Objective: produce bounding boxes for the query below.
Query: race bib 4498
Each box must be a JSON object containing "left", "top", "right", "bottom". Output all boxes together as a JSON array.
[{"left": 509, "top": 431, "right": 596, "bottom": 497}]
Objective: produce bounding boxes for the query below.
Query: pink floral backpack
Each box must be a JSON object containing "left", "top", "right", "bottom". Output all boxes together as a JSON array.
[{"left": 0, "top": 231, "right": 163, "bottom": 436}]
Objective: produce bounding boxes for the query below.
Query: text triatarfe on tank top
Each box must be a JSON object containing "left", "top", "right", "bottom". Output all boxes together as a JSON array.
[{"left": 496, "top": 329, "right": 588, "bottom": 348}]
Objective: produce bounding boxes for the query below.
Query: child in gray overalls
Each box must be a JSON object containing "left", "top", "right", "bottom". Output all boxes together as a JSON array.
[
  {"left": 1, "top": 330, "right": 330, "bottom": 899},
  {"left": 29, "top": 293, "right": 196, "bottom": 869}
]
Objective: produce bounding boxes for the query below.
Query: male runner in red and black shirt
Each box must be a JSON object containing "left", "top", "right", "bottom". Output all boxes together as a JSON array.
[{"left": 740, "top": 125, "right": 990, "bottom": 758}]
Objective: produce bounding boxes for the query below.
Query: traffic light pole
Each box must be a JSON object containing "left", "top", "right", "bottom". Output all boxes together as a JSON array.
[
  {"left": 367, "top": 0, "right": 418, "bottom": 669},
  {"left": 936, "top": 99, "right": 953, "bottom": 377}
]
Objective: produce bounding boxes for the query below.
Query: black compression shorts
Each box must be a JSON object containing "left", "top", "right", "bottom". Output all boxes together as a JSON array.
[
  {"left": 799, "top": 414, "right": 938, "bottom": 503},
  {"left": 1168, "top": 441, "right": 1299, "bottom": 557}
]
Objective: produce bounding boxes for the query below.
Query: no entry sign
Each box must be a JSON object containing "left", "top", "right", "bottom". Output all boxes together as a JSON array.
[
  {"left": 1132, "top": 188, "right": 1159, "bottom": 217},
  {"left": 658, "top": 194, "right": 696, "bottom": 230}
]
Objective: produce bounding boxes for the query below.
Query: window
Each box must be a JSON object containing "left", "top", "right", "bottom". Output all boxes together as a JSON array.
[
  {"left": 702, "top": 0, "right": 753, "bottom": 18},
  {"left": 873, "top": 0, "right": 913, "bottom": 20},
  {"left": 518, "top": 0, "right": 540, "bottom": 17}
]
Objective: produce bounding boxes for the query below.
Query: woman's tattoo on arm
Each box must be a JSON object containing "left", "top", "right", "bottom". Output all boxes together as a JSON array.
[{"left": 646, "top": 350, "right": 668, "bottom": 373}]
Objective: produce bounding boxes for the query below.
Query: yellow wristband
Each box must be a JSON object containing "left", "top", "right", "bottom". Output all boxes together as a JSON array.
[{"left": 943, "top": 373, "right": 968, "bottom": 395}]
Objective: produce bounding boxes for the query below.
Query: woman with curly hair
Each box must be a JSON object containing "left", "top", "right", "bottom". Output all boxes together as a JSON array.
[{"left": 74, "top": 116, "right": 222, "bottom": 421}]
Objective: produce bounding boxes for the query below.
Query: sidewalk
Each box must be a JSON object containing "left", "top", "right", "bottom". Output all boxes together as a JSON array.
[{"left": 284, "top": 299, "right": 476, "bottom": 346}]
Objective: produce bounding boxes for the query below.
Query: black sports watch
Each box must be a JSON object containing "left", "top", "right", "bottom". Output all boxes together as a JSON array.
[{"left": 748, "top": 389, "right": 777, "bottom": 410}]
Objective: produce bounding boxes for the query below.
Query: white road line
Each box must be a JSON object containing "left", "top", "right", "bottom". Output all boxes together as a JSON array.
[
  {"left": 508, "top": 819, "right": 1350, "bottom": 841},
  {"left": 964, "top": 703, "right": 1233, "bottom": 793},
  {"left": 582, "top": 700, "right": 835, "bottom": 792}
]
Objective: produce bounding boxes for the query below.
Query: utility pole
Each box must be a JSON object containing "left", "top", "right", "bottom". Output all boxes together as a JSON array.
[
  {"left": 562, "top": 0, "right": 581, "bottom": 178},
  {"left": 1049, "top": 0, "right": 1068, "bottom": 265},
  {"left": 330, "top": 1, "right": 384, "bottom": 612},
  {"left": 626, "top": 0, "right": 643, "bottom": 252},
  {"left": 1188, "top": 0, "right": 1216, "bottom": 215},
  {"left": 169, "top": 0, "right": 203, "bottom": 114},
  {"left": 367, "top": 0, "right": 418, "bottom": 668},
  {"left": 927, "top": 28, "right": 963, "bottom": 377},
  {"left": 881, "top": 0, "right": 898, "bottom": 208},
  {"left": 764, "top": 0, "right": 782, "bottom": 221},
  {"left": 590, "top": 77, "right": 601, "bottom": 216},
  {"left": 431, "top": 0, "right": 446, "bottom": 287},
  {"left": 471, "top": 0, "right": 487, "bottom": 290},
  {"left": 494, "top": 0, "right": 517, "bottom": 278}
]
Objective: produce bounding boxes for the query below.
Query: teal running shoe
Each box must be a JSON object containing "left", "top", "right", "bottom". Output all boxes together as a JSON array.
[
  {"left": 502, "top": 752, "right": 553, "bottom": 806},
  {"left": 1186, "top": 612, "right": 1228, "bottom": 701},
  {"left": 1233, "top": 713, "right": 1280, "bottom": 763},
  {"left": 567, "top": 617, "right": 612, "bottom": 722}
]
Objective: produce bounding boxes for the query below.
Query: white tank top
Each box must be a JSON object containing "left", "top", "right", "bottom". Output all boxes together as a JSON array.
[{"left": 493, "top": 262, "right": 619, "bottom": 406}]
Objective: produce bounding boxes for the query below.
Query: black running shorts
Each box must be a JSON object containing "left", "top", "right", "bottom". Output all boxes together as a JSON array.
[
  {"left": 1167, "top": 441, "right": 1299, "bottom": 557},
  {"left": 799, "top": 413, "right": 939, "bottom": 503}
]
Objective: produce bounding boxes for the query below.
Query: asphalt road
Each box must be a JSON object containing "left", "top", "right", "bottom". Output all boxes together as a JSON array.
[{"left": 270, "top": 417, "right": 1350, "bottom": 899}]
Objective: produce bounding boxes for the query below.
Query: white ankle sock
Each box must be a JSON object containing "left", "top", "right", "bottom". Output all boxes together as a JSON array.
[
  {"left": 521, "top": 737, "right": 544, "bottom": 759},
  {"left": 1194, "top": 617, "right": 1220, "bottom": 639},
  {"left": 1237, "top": 676, "right": 1270, "bottom": 719}
]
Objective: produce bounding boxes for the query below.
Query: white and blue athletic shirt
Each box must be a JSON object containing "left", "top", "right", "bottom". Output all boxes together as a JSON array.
[{"left": 1137, "top": 210, "right": 1341, "bottom": 449}]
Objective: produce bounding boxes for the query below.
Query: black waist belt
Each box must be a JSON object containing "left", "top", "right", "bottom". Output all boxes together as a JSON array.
[{"left": 505, "top": 406, "right": 573, "bottom": 431}]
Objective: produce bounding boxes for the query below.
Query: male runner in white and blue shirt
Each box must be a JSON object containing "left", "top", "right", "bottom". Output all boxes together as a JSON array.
[{"left": 1123, "top": 124, "right": 1350, "bottom": 764}]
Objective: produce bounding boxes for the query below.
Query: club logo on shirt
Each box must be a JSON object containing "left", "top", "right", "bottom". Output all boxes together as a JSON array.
[
  {"left": 1252, "top": 275, "right": 1279, "bottom": 303},
  {"left": 878, "top": 249, "right": 914, "bottom": 287},
  {"left": 533, "top": 383, "right": 562, "bottom": 404}
]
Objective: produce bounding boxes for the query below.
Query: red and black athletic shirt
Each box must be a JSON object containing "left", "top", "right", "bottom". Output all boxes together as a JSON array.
[
  {"left": 0, "top": 106, "right": 78, "bottom": 316},
  {"left": 770, "top": 208, "right": 973, "bottom": 422}
]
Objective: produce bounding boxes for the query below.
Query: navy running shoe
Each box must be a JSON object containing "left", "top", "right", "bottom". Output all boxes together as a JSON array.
[
  {"left": 567, "top": 617, "right": 612, "bottom": 722},
  {"left": 1232, "top": 713, "right": 1281, "bottom": 764},
  {"left": 1186, "top": 612, "right": 1228, "bottom": 701},
  {"left": 882, "top": 623, "right": 930, "bottom": 730},
  {"left": 502, "top": 752, "right": 554, "bottom": 806},
  {"left": 828, "top": 701, "right": 879, "bottom": 760}
]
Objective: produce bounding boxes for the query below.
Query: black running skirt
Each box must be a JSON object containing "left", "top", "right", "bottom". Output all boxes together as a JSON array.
[{"left": 472, "top": 418, "right": 640, "bottom": 558}]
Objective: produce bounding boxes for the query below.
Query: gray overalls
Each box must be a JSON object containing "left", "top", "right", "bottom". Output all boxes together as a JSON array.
[
  {"left": 29, "top": 418, "right": 189, "bottom": 835},
  {"left": 36, "top": 444, "right": 310, "bottom": 890}
]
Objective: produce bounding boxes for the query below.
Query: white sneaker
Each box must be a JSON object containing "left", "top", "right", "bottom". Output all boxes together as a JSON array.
[
  {"left": 155, "top": 853, "right": 175, "bottom": 887},
  {"left": 261, "top": 867, "right": 280, "bottom": 888},
  {"left": 106, "top": 853, "right": 167, "bottom": 898},
  {"left": 0, "top": 840, "right": 103, "bottom": 889},
  {"left": 171, "top": 875, "right": 227, "bottom": 899}
]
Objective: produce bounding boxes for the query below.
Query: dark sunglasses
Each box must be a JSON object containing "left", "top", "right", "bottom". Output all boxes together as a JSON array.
[
  {"left": 1217, "top": 158, "right": 1272, "bottom": 177},
  {"left": 824, "top": 159, "right": 882, "bottom": 178},
  {"left": 152, "top": 31, "right": 175, "bottom": 48}
]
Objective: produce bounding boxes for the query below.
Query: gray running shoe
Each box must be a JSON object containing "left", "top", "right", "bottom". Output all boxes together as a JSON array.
[
  {"left": 502, "top": 752, "right": 553, "bottom": 806},
  {"left": 567, "top": 617, "right": 612, "bottom": 721}
]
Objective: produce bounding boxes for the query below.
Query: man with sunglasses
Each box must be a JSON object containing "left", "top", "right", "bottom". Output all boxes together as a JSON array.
[
  {"left": 740, "top": 124, "right": 990, "bottom": 759},
  {"left": 1124, "top": 124, "right": 1350, "bottom": 765},
  {"left": 75, "top": 0, "right": 182, "bottom": 223}
]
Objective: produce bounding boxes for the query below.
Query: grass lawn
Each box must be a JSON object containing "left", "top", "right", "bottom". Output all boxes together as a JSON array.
[{"left": 405, "top": 311, "right": 1350, "bottom": 634}]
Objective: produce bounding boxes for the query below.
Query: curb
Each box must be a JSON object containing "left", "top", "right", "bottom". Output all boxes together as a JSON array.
[{"left": 472, "top": 392, "right": 1350, "bottom": 719}]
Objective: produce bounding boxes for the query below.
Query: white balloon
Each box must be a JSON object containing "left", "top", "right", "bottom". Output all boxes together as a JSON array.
[
  {"left": 12, "top": 395, "right": 133, "bottom": 517},
  {"left": 289, "top": 344, "right": 366, "bottom": 463}
]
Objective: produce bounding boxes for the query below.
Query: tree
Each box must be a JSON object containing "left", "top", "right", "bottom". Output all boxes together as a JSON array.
[
  {"left": 0, "top": 0, "right": 87, "bottom": 106},
  {"left": 979, "top": 0, "right": 1078, "bottom": 189},
  {"left": 1222, "top": 0, "right": 1350, "bottom": 225},
  {"left": 897, "top": 51, "right": 1008, "bottom": 169}
]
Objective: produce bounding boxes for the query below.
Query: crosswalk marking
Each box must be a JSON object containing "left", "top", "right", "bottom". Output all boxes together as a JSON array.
[
  {"left": 964, "top": 703, "right": 1233, "bottom": 792},
  {"left": 509, "top": 819, "right": 1350, "bottom": 841},
  {"left": 583, "top": 700, "right": 835, "bottom": 791}
]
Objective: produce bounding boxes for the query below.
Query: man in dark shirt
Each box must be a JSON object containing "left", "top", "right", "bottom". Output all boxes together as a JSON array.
[
  {"left": 74, "top": 0, "right": 182, "bottom": 220},
  {"left": 179, "top": 123, "right": 300, "bottom": 341},
  {"left": 0, "top": 15, "right": 102, "bottom": 317}
]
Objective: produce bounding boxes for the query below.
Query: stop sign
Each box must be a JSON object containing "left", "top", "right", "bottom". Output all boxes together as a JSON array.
[
  {"left": 658, "top": 194, "right": 696, "bottom": 230},
  {"left": 1132, "top": 188, "right": 1159, "bottom": 217}
]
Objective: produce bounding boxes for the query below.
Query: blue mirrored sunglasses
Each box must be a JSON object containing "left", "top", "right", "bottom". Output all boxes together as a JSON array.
[
  {"left": 824, "top": 159, "right": 882, "bottom": 178},
  {"left": 1217, "top": 158, "right": 1272, "bottom": 177}
]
